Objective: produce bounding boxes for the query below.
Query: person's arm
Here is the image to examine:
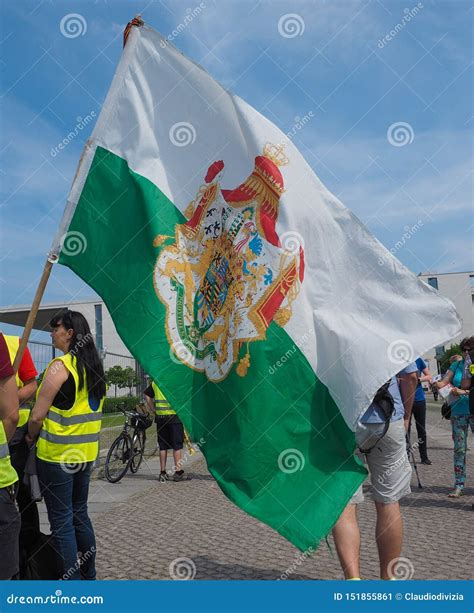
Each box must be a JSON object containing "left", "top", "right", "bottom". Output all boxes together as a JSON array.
[
  {"left": 436, "top": 369, "right": 453, "bottom": 388},
  {"left": 440, "top": 364, "right": 468, "bottom": 397},
  {"left": 400, "top": 371, "right": 418, "bottom": 430},
  {"left": 26, "top": 361, "right": 68, "bottom": 444},
  {"left": 143, "top": 385, "right": 155, "bottom": 413},
  {"left": 0, "top": 375, "right": 19, "bottom": 441},
  {"left": 17, "top": 346, "right": 38, "bottom": 403},
  {"left": 0, "top": 335, "right": 19, "bottom": 441},
  {"left": 144, "top": 394, "right": 155, "bottom": 413},
  {"left": 419, "top": 366, "right": 432, "bottom": 384},
  {"left": 18, "top": 378, "right": 38, "bottom": 404}
]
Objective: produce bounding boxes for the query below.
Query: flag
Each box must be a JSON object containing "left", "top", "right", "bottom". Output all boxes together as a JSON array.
[{"left": 52, "top": 22, "right": 460, "bottom": 550}]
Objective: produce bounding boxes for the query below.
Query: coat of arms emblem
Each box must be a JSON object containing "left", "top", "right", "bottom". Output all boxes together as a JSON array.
[{"left": 153, "top": 144, "right": 304, "bottom": 381}]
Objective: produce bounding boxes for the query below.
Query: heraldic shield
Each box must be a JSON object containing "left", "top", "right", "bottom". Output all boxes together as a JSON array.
[{"left": 153, "top": 144, "right": 305, "bottom": 382}]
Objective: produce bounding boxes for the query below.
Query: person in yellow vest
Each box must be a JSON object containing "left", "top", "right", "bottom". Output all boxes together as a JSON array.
[
  {"left": 144, "top": 379, "right": 187, "bottom": 482},
  {"left": 0, "top": 332, "right": 20, "bottom": 579},
  {"left": 2, "top": 333, "right": 39, "bottom": 538},
  {"left": 26, "top": 310, "right": 106, "bottom": 580}
]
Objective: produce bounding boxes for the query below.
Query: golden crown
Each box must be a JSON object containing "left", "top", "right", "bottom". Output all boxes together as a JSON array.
[{"left": 263, "top": 143, "right": 289, "bottom": 167}]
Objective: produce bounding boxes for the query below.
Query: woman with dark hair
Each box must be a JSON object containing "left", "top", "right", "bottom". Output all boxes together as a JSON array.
[
  {"left": 27, "top": 310, "right": 106, "bottom": 579},
  {"left": 436, "top": 337, "right": 472, "bottom": 498}
]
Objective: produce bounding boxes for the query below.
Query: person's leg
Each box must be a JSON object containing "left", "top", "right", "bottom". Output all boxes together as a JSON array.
[
  {"left": 365, "top": 419, "right": 411, "bottom": 579},
  {"left": 332, "top": 504, "right": 361, "bottom": 579},
  {"left": 413, "top": 400, "right": 429, "bottom": 462},
  {"left": 374, "top": 501, "right": 403, "bottom": 579},
  {"left": 159, "top": 450, "right": 168, "bottom": 472},
  {"left": 0, "top": 486, "right": 21, "bottom": 579},
  {"left": 71, "top": 463, "right": 96, "bottom": 580},
  {"left": 450, "top": 415, "right": 468, "bottom": 492},
  {"left": 38, "top": 459, "right": 79, "bottom": 579},
  {"left": 172, "top": 448, "right": 182, "bottom": 470}
]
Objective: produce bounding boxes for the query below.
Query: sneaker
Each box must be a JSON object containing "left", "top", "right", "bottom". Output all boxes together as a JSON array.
[
  {"left": 420, "top": 458, "right": 432, "bottom": 465},
  {"left": 173, "top": 470, "right": 185, "bottom": 482},
  {"left": 158, "top": 471, "right": 169, "bottom": 482},
  {"left": 447, "top": 487, "right": 463, "bottom": 498}
]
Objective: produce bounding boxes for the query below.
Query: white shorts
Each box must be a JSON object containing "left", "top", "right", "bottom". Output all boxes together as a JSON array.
[{"left": 350, "top": 418, "right": 412, "bottom": 504}]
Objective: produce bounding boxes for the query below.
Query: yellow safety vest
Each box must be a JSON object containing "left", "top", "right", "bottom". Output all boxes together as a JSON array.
[
  {"left": 0, "top": 421, "right": 18, "bottom": 489},
  {"left": 151, "top": 381, "right": 175, "bottom": 416},
  {"left": 3, "top": 334, "right": 30, "bottom": 428},
  {"left": 36, "top": 353, "right": 104, "bottom": 464}
]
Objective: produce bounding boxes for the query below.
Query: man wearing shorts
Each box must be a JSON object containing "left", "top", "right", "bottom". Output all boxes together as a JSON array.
[
  {"left": 144, "top": 380, "right": 186, "bottom": 482},
  {"left": 332, "top": 363, "right": 418, "bottom": 580}
]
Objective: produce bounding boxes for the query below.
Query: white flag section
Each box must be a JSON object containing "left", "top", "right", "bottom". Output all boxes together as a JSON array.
[{"left": 56, "top": 23, "right": 461, "bottom": 429}]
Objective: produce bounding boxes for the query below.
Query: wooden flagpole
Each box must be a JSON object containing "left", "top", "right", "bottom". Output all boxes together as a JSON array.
[{"left": 12, "top": 258, "right": 55, "bottom": 372}]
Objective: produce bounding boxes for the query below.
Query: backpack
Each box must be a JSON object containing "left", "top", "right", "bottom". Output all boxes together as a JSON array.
[{"left": 358, "top": 380, "right": 395, "bottom": 454}]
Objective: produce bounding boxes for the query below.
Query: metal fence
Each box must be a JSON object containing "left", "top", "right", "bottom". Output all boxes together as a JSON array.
[{"left": 27, "top": 341, "right": 146, "bottom": 399}]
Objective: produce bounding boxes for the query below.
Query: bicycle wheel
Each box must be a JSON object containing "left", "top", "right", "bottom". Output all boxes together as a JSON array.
[
  {"left": 104, "top": 433, "right": 132, "bottom": 483},
  {"left": 130, "top": 429, "right": 146, "bottom": 474}
]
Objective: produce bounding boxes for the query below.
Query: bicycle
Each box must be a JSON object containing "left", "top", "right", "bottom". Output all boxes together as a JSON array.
[{"left": 104, "top": 404, "right": 154, "bottom": 483}]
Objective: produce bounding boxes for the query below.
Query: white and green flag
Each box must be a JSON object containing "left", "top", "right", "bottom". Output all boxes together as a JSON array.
[{"left": 52, "top": 22, "right": 460, "bottom": 550}]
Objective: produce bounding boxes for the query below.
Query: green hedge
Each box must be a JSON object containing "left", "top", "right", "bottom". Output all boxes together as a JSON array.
[{"left": 103, "top": 396, "right": 140, "bottom": 414}]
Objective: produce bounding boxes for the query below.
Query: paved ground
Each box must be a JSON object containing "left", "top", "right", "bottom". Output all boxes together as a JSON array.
[{"left": 39, "top": 402, "right": 474, "bottom": 580}]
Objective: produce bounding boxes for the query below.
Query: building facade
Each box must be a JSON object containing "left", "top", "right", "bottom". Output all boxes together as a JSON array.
[
  {"left": 418, "top": 271, "right": 474, "bottom": 372},
  {"left": 0, "top": 299, "right": 146, "bottom": 396}
]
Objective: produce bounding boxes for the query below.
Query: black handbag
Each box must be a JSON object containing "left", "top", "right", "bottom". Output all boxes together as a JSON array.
[{"left": 441, "top": 401, "right": 451, "bottom": 420}]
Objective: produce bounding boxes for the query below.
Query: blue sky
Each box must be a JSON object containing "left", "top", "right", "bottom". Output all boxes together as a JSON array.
[{"left": 0, "top": 0, "right": 472, "bottom": 340}]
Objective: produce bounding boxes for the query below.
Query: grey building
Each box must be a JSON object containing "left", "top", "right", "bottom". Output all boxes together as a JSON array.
[
  {"left": 418, "top": 271, "right": 474, "bottom": 371},
  {"left": 0, "top": 299, "right": 145, "bottom": 396}
]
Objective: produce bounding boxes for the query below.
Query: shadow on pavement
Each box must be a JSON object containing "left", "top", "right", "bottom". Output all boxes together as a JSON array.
[{"left": 191, "top": 556, "right": 317, "bottom": 580}]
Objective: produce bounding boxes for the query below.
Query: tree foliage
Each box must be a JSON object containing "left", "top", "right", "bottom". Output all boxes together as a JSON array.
[{"left": 439, "top": 343, "right": 462, "bottom": 374}]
